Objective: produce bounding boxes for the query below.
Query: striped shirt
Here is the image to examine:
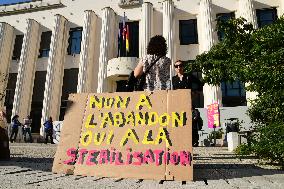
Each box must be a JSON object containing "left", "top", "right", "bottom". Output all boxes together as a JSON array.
[{"left": 139, "top": 54, "right": 171, "bottom": 91}]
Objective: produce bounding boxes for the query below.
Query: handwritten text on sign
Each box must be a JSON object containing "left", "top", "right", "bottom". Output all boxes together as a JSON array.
[
  {"left": 207, "top": 103, "right": 220, "bottom": 128},
  {"left": 64, "top": 94, "right": 192, "bottom": 167}
]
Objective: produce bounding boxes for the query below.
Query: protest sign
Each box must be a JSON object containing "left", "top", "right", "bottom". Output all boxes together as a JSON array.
[
  {"left": 52, "top": 90, "right": 192, "bottom": 181},
  {"left": 207, "top": 103, "right": 220, "bottom": 128}
]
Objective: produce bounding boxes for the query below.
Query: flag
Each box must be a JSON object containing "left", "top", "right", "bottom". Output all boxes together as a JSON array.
[
  {"left": 122, "top": 12, "right": 126, "bottom": 40},
  {"left": 126, "top": 24, "right": 129, "bottom": 52},
  {"left": 118, "top": 27, "right": 121, "bottom": 57}
]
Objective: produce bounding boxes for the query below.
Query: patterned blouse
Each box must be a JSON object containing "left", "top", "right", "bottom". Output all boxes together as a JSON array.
[{"left": 138, "top": 54, "right": 171, "bottom": 91}]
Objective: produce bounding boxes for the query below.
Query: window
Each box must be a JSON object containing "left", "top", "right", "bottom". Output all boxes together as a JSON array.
[
  {"left": 118, "top": 21, "right": 139, "bottom": 57},
  {"left": 179, "top": 19, "right": 198, "bottom": 45},
  {"left": 12, "top": 35, "right": 24, "bottom": 60},
  {"left": 67, "top": 28, "right": 82, "bottom": 55},
  {"left": 221, "top": 81, "right": 246, "bottom": 107},
  {"left": 39, "top": 31, "right": 52, "bottom": 58},
  {"left": 216, "top": 13, "right": 246, "bottom": 106},
  {"left": 256, "top": 8, "right": 277, "bottom": 28},
  {"left": 216, "top": 12, "right": 235, "bottom": 41},
  {"left": 59, "top": 68, "right": 79, "bottom": 121},
  {"left": 4, "top": 73, "right": 17, "bottom": 123},
  {"left": 184, "top": 60, "right": 203, "bottom": 108},
  {"left": 222, "top": 81, "right": 245, "bottom": 97}
]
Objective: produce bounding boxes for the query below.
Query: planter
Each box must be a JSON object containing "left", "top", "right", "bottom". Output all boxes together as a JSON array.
[{"left": 227, "top": 132, "right": 239, "bottom": 152}]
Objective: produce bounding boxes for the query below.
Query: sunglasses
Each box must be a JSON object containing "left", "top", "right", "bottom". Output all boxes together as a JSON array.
[{"left": 174, "top": 64, "right": 183, "bottom": 68}]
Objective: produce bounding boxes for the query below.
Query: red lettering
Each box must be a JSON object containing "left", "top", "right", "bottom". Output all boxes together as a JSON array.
[
  {"left": 170, "top": 152, "right": 179, "bottom": 165},
  {"left": 143, "top": 149, "right": 154, "bottom": 164},
  {"left": 86, "top": 150, "right": 98, "bottom": 166},
  {"left": 77, "top": 149, "right": 88, "bottom": 164},
  {"left": 132, "top": 152, "right": 143, "bottom": 166},
  {"left": 153, "top": 149, "right": 164, "bottom": 166},
  {"left": 115, "top": 152, "right": 124, "bottom": 165},
  {"left": 63, "top": 148, "right": 77, "bottom": 165},
  {"left": 99, "top": 150, "right": 108, "bottom": 164},
  {"left": 126, "top": 148, "right": 132, "bottom": 165},
  {"left": 180, "top": 151, "right": 192, "bottom": 166}
]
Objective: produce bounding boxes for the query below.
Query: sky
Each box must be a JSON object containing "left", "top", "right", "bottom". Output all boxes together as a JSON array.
[{"left": 0, "top": 0, "right": 32, "bottom": 5}]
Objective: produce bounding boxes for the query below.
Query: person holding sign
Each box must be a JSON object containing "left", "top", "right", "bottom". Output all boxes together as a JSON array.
[{"left": 134, "top": 35, "right": 171, "bottom": 91}]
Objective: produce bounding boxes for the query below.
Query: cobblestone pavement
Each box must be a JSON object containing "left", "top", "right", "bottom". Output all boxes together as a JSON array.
[{"left": 0, "top": 143, "right": 283, "bottom": 189}]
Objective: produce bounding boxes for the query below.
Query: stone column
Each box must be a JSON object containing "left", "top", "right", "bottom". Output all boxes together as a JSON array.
[
  {"left": 97, "top": 7, "right": 116, "bottom": 93},
  {"left": 41, "top": 15, "right": 69, "bottom": 129},
  {"left": 12, "top": 19, "right": 41, "bottom": 121},
  {"left": 0, "top": 23, "right": 15, "bottom": 108},
  {"left": 163, "top": 0, "right": 175, "bottom": 82},
  {"left": 140, "top": 2, "right": 153, "bottom": 57},
  {"left": 238, "top": 0, "right": 257, "bottom": 106},
  {"left": 77, "top": 10, "right": 98, "bottom": 93},
  {"left": 279, "top": 0, "right": 284, "bottom": 17},
  {"left": 199, "top": 0, "right": 222, "bottom": 107},
  {"left": 238, "top": 0, "right": 257, "bottom": 29}
]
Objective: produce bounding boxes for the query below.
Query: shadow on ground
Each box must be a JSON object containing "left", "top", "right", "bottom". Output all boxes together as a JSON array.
[
  {"left": 194, "top": 163, "right": 284, "bottom": 181},
  {"left": 0, "top": 157, "right": 54, "bottom": 172},
  {"left": 1, "top": 156, "right": 284, "bottom": 182}
]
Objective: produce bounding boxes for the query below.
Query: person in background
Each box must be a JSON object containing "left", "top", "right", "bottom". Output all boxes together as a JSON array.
[
  {"left": 134, "top": 35, "right": 171, "bottom": 91},
  {"left": 172, "top": 60, "right": 204, "bottom": 146},
  {"left": 9, "top": 115, "right": 22, "bottom": 143},
  {"left": 23, "top": 115, "right": 33, "bottom": 143},
  {"left": 192, "top": 106, "right": 203, "bottom": 147},
  {"left": 172, "top": 60, "right": 202, "bottom": 90},
  {"left": 43, "top": 117, "right": 54, "bottom": 144}
]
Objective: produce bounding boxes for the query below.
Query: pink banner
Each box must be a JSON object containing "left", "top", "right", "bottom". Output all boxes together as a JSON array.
[{"left": 207, "top": 103, "right": 220, "bottom": 128}]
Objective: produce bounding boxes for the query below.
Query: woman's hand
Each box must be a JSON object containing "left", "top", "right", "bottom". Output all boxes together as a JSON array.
[{"left": 134, "top": 60, "right": 144, "bottom": 78}]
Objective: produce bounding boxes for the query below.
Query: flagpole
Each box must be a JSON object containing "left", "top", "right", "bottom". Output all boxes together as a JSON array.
[
  {"left": 126, "top": 24, "right": 128, "bottom": 57},
  {"left": 123, "top": 12, "right": 126, "bottom": 57},
  {"left": 118, "top": 27, "right": 120, "bottom": 57}
]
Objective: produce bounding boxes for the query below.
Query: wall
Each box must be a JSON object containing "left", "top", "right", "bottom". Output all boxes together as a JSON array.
[
  {"left": 1, "top": 0, "right": 280, "bottom": 64},
  {"left": 198, "top": 106, "right": 253, "bottom": 146}
]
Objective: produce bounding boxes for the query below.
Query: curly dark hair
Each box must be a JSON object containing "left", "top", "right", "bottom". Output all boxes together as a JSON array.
[
  {"left": 12, "top": 115, "right": 19, "bottom": 121},
  {"left": 146, "top": 35, "right": 168, "bottom": 57}
]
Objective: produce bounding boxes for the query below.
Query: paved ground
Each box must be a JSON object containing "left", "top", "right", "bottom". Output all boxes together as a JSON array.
[{"left": 0, "top": 143, "right": 283, "bottom": 189}]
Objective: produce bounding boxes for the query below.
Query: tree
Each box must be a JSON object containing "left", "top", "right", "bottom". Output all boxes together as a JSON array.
[{"left": 194, "top": 17, "right": 284, "bottom": 167}]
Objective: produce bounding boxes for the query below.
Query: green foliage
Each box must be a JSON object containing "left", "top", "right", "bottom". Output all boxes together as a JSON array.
[
  {"left": 236, "top": 122, "right": 284, "bottom": 168},
  {"left": 252, "top": 122, "right": 284, "bottom": 167},
  {"left": 235, "top": 144, "right": 252, "bottom": 156},
  {"left": 183, "top": 60, "right": 202, "bottom": 75},
  {"left": 196, "top": 17, "right": 284, "bottom": 91},
  {"left": 208, "top": 128, "right": 224, "bottom": 141},
  {"left": 195, "top": 18, "right": 254, "bottom": 85},
  {"left": 248, "top": 92, "right": 284, "bottom": 124},
  {"left": 195, "top": 17, "right": 284, "bottom": 167}
]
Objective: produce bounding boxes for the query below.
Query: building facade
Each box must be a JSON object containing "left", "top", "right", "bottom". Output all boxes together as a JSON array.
[{"left": 0, "top": 0, "right": 282, "bottom": 135}]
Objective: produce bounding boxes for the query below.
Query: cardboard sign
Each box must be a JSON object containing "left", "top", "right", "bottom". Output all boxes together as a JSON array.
[
  {"left": 53, "top": 121, "right": 63, "bottom": 144},
  {"left": 52, "top": 90, "right": 193, "bottom": 181},
  {"left": 0, "top": 109, "right": 7, "bottom": 130},
  {"left": 207, "top": 103, "right": 220, "bottom": 128}
]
